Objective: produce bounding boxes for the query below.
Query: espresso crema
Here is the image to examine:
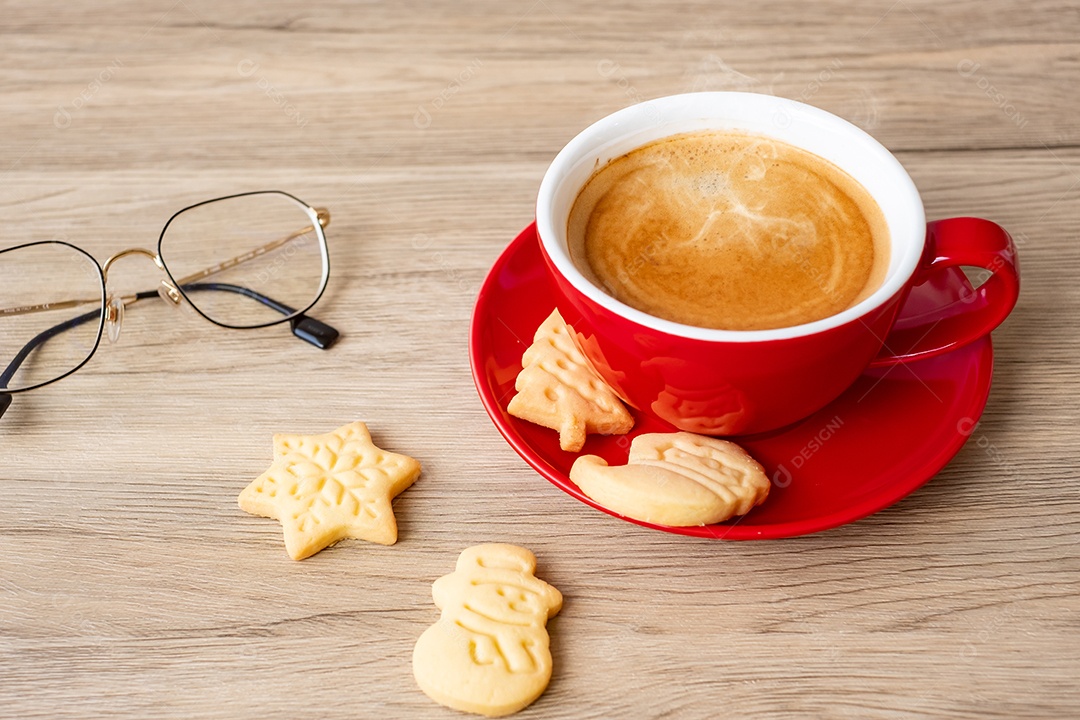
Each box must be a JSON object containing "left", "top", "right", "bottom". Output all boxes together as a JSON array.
[{"left": 568, "top": 131, "right": 890, "bottom": 331}]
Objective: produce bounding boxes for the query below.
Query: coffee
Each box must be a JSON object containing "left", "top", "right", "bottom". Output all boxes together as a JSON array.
[{"left": 568, "top": 131, "right": 890, "bottom": 331}]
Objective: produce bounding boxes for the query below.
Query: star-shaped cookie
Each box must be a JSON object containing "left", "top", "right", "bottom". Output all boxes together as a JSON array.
[{"left": 238, "top": 421, "right": 421, "bottom": 560}]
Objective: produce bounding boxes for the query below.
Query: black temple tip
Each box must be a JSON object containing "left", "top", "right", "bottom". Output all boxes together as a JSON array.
[
  {"left": 0, "top": 393, "right": 11, "bottom": 419},
  {"left": 290, "top": 315, "right": 340, "bottom": 350}
]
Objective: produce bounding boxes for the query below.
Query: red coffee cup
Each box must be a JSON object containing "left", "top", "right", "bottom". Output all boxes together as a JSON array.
[{"left": 535, "top": 92, "right": 1019, "bottom": 435}]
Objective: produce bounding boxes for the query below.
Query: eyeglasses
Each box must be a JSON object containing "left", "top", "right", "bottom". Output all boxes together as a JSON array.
[{"left": 0, "top": 190, "right": 339, "bottom": 419}]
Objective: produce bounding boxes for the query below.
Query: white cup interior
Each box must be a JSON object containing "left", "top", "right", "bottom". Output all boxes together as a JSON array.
[{"left": 536, "top": 91, "right": 926, "bottom": 341}]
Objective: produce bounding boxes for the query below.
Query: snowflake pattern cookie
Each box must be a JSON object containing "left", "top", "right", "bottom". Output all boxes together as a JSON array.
[{"left": 237, "top": 421, "right": 421, "bottom": 560}]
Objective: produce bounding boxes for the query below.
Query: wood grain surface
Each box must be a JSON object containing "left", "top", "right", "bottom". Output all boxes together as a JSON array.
[{"left": 2, "top": 1, "right": 1078, "bottom": 718}]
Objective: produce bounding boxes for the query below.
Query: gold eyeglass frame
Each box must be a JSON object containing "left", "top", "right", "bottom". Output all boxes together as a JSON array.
[{"left": 0, "top": 190, "right": 334, "bottom": 403}]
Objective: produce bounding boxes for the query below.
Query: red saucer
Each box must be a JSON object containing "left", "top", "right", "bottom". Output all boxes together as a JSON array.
[{"left": 469, "top": 223, "right": 994, "bottom": 539}]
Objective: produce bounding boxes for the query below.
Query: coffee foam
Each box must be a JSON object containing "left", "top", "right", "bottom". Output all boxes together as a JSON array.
[{"left": 567, "top": 131, "right": 890, "bottom": 331}]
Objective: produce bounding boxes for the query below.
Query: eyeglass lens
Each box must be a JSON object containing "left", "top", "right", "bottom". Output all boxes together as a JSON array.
[
  {"left": 158, "top": 192, "right": 327, "bottom": 328},
  {"left": 0, "top": 243, "right": 104, "bottom": 392},
  {"left": 1, "top": 192, "right": 329, "bottom": 394}
]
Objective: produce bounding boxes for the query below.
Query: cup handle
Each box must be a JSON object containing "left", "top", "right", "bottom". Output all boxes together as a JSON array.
[{"left": 869, "top": 217, "right": 1020, "bottom": 367}]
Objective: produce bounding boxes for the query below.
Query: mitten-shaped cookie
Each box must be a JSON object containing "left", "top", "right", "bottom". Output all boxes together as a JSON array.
[{"left": 570, "top": 431, "right": 770, "bottom": 526}]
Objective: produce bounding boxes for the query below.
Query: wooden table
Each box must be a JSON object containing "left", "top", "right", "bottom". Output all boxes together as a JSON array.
[{"left": 2, "top": 2, "right": 1078, "bottom": 717}]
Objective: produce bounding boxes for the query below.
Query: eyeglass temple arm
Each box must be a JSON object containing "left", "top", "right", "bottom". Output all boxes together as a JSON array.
[
  {"left": 182, "top": 282, "right": 339, "bottom": 349},
  {"left": 172, "top": 208, "right": 329, "bottom": 288},
  {"left": 1, "top": 209, "right": 330, "bottom": 318},
  {"left": 0, "top": 283, "right": 337, "bottom": 416},
  {"left": 0, "top": 305, "right": 103, "bottom": 388},
  {"left": 0, "top": 305, "right": 100, "bottom": 418}
]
